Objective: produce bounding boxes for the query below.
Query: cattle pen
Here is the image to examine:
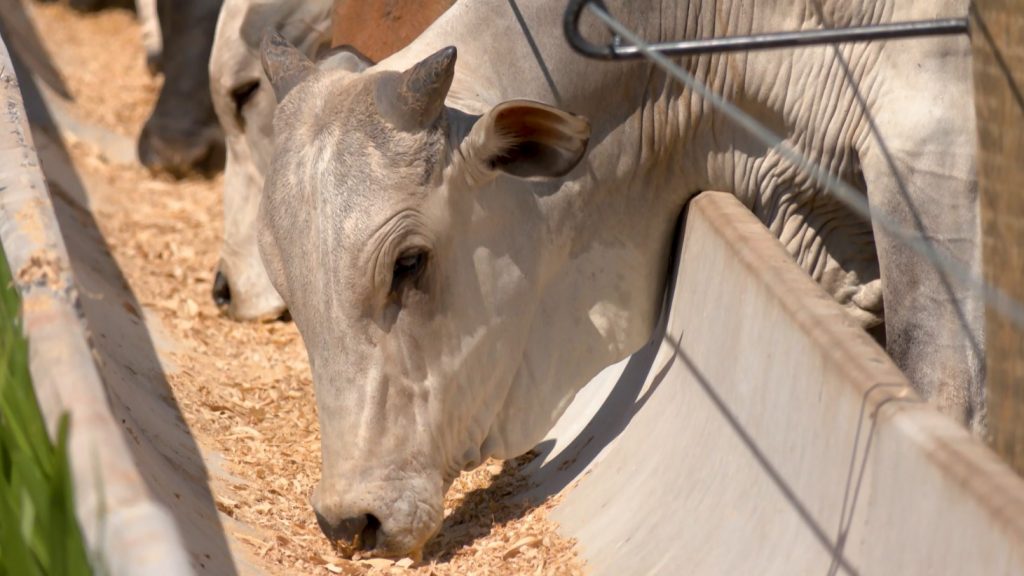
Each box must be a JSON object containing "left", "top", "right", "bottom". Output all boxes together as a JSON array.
[{"left": 2, "top": 1, "right": 1024, "bottom": 576}]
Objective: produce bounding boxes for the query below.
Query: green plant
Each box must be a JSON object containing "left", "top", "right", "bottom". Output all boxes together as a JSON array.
[{"left": 0, "top": 247, "right": 91, "bottom": 576}]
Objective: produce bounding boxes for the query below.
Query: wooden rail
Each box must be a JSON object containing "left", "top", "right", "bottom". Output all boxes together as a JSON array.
[{"left": 972, "top": 0, "right": 1024, "bottom": 473}]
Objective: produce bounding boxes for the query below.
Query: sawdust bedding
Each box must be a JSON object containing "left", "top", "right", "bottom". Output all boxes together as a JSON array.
[{"left": 25, "top": 2, "right": 586, "bottom": 574}]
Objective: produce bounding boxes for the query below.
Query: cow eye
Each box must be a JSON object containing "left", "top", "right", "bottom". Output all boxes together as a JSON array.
[
  {"left": 230, "top": 80, "right": 260, "bottom": 124},
  {"left": 391, "top": 250, "right": 428, "bottom": 293}
]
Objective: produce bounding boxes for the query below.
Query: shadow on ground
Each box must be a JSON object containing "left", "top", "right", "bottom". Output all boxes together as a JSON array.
[{"left": 424, "top": 452, "right": 543, "bottom": 564}]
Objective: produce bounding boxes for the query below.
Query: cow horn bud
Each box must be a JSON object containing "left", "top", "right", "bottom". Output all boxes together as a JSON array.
[
  {"left": 376, "top": 46, "right": 457, "bottom": 131},
  {"left": 260, "top": 30, "right": 315, "bottom": 102}
]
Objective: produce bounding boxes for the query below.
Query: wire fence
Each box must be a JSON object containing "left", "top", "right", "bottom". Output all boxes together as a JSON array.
[
  {"left": 564, "top": 9, "right": 1018, "bottom": 572},
  {"left": 574, "top": 1, "right": 1024, "bottom": 333}
]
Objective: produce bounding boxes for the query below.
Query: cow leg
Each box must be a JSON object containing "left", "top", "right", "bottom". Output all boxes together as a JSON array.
[
  {"left": 858, "top": 39, "right": 984, "bottom": 432},
  {"left": 136, "top": 0, "right": 162, "bottom": 74},
  {"left": 862, "top": 147, "right": 984, "bottom": 430}
]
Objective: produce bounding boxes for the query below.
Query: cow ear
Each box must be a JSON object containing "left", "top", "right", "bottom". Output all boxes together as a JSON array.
[
  {"left": 260, "top": 30, "right": 315, "bottom": 102},
  {"left": 460, "top": 100, "right": 590, "bottom": 181}
]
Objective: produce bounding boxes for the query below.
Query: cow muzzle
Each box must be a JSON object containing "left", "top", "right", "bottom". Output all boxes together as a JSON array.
[
  {"left": 137, "top": 119, "right": 225, "bottom": 179},
  {"left": 315, "top": 510, "right": 383, "bottom": 552},
  {"left": 310, "top": 475, "right": 444, "bottom": 558},
  {"left": 211, "top": 262, "right": 287, "bottom": 322}
]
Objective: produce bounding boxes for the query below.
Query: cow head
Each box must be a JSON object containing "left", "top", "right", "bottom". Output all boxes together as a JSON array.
[
  {"left": 208, "top": 0, "right": 352, "bottom": 321},
  {"left": 259, "top": 33, "right": 590, "bottom": 555}
]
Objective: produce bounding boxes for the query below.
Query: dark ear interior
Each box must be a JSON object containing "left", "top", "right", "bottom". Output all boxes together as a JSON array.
[
  {"left": 260, "top": 30, "right": 316, "bottom": 102},
  {"left": 480, "top": 101, "right": 591, "bottom": 179}
]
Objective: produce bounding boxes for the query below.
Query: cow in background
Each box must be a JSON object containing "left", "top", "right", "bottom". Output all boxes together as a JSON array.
[
  {"left": 210, "top": 0, "right": 456, "bottom": 320},
  {"left": 209, "top": 0, "right": 338, "bottom": 320}
]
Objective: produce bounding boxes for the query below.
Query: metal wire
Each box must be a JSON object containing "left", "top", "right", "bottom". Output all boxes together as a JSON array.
[
  {"left": 581, "top": 2, "right": 1024, "bottom": 331},
  {"left": 564, "top": 0, "right": 968, "bottom": 60}
]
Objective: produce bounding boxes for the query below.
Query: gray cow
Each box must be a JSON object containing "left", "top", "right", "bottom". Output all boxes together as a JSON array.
[
  {"left": 208, "top": 0, "right": 367, "bottom": 320},
  {"left": 259, "top": 0, "right": 981, "bottom": 557},
  {"left": 209, "top": 0, "right": 457, "bottom": 320}
]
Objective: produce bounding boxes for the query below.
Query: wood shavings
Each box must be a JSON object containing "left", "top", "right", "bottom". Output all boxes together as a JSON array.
[
  {"left": 15, "top": 249, "right": 69, "bottom": 292},
  {"left": 27, "top": 2, "right": 586, "bottom": 575},
  {"left": 503, "top": 536, "right": 542, "bottom": 559},
  {"left": 28, "top": 2, "right": 158, "bottom": 138}
]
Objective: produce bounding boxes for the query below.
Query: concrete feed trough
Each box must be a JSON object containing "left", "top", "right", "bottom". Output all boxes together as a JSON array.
[{"left": 3, "top": 21, "right": 1024, "bottom": 576}]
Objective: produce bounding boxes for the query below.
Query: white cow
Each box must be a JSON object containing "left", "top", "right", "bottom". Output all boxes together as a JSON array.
[
  {"left": 259, "top": 0, "right": 981, "bottom": 556},
  {"left": 209, "top": 0, "right": 369, "bottom": 320},
  {"left": 208, "top": 0, "right": 455, "bottom": 320}
]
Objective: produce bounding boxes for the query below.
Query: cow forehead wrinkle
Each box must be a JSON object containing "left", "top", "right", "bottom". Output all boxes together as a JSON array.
[
  {"left": 320, "top": 154, "right": 436, "bottom": 241},
  {"left": 314, "top": 69, "right": 452, "bottom": 177},
  {"left": 299, "top": 132, "right": 445, "bottom": 255},
  {"left": 298, "top": 160, "right": 440, "bottom": 318},
  {"left": 368, "top": 209, "right": 437, "bottom": 291}
]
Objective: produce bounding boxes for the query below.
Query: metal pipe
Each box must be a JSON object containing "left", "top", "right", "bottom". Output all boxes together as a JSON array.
[{"left": 564, "top": 0, "right": 969, "bottom": 60}]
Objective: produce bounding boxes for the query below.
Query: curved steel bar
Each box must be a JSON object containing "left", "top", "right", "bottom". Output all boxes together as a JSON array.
[{"left": 564, "top": 0, "right": 968, "bottom": 60}]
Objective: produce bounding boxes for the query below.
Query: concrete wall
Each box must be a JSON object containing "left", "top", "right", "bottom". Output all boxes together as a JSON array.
[
  {"left": 536, "top": 192, "right": 1024, "bottom": 575},
  {"left": 0, "top": 32, "right": 194, "bottom": 576}
]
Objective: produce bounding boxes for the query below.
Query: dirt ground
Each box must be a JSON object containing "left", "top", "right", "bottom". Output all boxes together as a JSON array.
[{"left": 23, "top": 3, "right": 584, "bottom": 575}]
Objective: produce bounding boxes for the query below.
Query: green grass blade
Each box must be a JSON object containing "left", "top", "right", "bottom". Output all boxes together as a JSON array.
[{"left": 0, "top": 243, "right": 91, "bottom": 575}]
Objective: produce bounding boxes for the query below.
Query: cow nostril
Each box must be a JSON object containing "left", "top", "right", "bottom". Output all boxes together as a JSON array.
[
  {"left": 212, "top": 271, "right": 231, "bottom": 307},
  {"left": 315, "top": 511, "right": 381, "bottom": 550},
  {"left": 360, "top": 514, "right": 381, "bottom": 551},
  {"left": 198, "top": 139, "right": 227, "bottom": 175}
]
